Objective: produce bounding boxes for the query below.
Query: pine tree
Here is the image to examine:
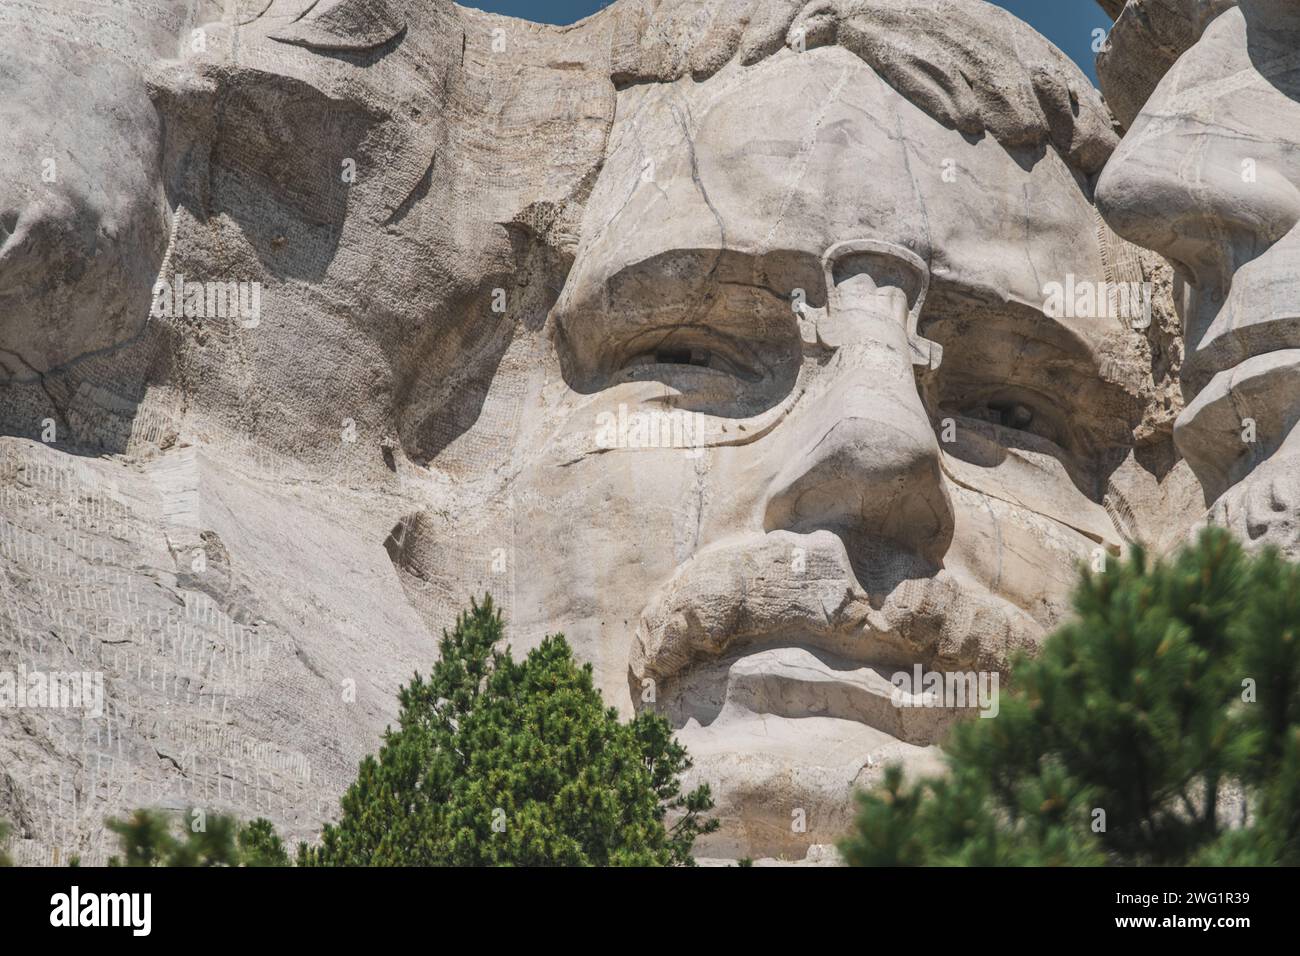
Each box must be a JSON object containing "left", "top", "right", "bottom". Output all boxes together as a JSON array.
[
  {"left": 106, "top": 809, "right": 289, "bottom": 866},
  {"left": 841, "top": 528, "right": 1300, "bottom": 866},
  {"left": 238, "top": 817, "right": 291, "bottom": 867},
  {"left": 300, "top": 595, "right": 717, "bottom": 866},
  {"left": 107, "top": 809, "right": 180, "bottom": 866}
]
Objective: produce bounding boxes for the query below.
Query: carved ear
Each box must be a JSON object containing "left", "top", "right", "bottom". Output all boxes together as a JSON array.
[{"left": 269, "top": 0, "right": 405, "bottom": 52}]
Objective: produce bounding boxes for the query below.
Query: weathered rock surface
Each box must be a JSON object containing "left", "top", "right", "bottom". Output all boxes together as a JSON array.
[{"left": 1, "top": 0, "right": 1267, "bottom": 864}]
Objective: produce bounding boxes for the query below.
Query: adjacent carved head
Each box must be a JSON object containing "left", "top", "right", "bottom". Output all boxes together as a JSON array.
[{"left": 1099, "top": 0, "right": 1300, "bottom": 552}]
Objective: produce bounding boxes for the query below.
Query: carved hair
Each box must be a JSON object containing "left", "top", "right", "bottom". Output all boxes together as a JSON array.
[{"left": 605, "top": 0, "right": 1118, "bottom": 177}]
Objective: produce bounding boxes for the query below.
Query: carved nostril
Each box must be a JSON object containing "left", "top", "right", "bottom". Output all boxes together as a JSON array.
[{"left": 0, "top": 210, "right": 19, "bottom": 249}]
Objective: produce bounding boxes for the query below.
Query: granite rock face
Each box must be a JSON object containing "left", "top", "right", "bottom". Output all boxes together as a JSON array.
[
  {"left": 1098, "top": 0, "right": 1300, "bottom": 561},
  {"left": 0, "top": 0, "right": 1280, "bottom": 863}
]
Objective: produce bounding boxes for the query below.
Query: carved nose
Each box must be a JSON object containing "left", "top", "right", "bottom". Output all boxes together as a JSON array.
[
  {"left": 0, "top": 196, "right": 85, "bottom": 295},
  {"left": 1096, "top": 93, "right": 1300, "bottom": 292},
  {"left": 764, "top": 241, "right": 953, "bottom": 564}
]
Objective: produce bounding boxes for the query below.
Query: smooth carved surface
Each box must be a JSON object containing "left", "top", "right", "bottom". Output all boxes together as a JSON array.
[{"left": 0, "top": 0, "right": 1288, "bottom": 863}]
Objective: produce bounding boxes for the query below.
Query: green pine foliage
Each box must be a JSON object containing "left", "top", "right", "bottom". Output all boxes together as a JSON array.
[
  {"left": 106, "top": 809, "right": 289, "bottom": 867},
  {"left": 238, "top": 816, "right": 291, "bottom": 867},
  {"left": 300, "top": 595, "right": 718, "bottom": 866},
  {"left": 841, "top": 528, "right": 1300, "bottom": 866}
]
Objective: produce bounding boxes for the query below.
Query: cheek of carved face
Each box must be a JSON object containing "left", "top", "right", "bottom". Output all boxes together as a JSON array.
[{"left": 0, "top": 41, "right": 166, "bottom": 380}]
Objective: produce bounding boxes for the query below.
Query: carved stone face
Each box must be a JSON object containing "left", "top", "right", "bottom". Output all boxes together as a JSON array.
[
  {"left": 1098, "top": 0, "right": 1300, "bottom": 552},
  {"left": 477, "top": 45, "right": 1136, "bottom": 857},
  {"left": 0, "top": 22, "right": 167, "bottom": 381}
]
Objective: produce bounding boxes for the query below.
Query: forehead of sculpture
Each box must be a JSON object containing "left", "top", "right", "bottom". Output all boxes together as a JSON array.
[{"left": 571, "top": 47, "right": 1108, "bottom": 331}]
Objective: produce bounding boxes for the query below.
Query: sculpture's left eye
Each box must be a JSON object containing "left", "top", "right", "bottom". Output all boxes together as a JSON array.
[
  {"left": 951, "top": 391, "right": 1073, "bottom": 456},
  {"left": 988, "top": 401, "right": 1034, "bottom": 432}
]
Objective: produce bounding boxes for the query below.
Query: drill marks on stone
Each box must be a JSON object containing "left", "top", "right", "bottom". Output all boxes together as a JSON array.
[
  {"left": 146, "top": 447, "right": 202, "bottom": 532},
  {"left": 0, "top": 438, "right": 331, "bottom": 863}
]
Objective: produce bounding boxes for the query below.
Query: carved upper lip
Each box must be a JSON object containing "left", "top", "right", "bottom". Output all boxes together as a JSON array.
[
  {"left": 1179, "top": 272, "right": 1300, "bottom": 396},
  {"left": 1169, "top": 237, "right": 1300, "bottom": 501},
  {"left": 630, "top": 529, "right": 1039, "bottom": 689}
]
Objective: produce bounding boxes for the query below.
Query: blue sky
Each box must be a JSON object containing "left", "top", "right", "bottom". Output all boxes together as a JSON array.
[{"left": 460, "top": 1, "right": 1112, "bottom": 84}]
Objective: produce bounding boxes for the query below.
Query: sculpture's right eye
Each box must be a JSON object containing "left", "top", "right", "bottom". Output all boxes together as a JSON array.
[{"left": 618, "top": 341, "right": 761, "bottom": 383}]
